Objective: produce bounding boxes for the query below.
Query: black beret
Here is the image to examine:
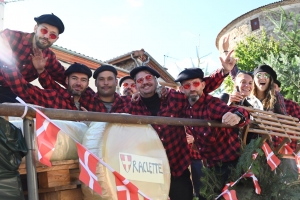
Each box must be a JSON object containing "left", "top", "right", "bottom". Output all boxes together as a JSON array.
[
  {"left": 34, "top": 13, "right": 65, "bottom": 34},
  {"left": 274, "top": 79, "right": 281, "bottom": 87},
  {"left": 130, "top": 66, "right": 160, "bottom": 79},
  {"left": 119, "top": 76, "right": 133, "bottom": 87},
  {"left": 253, "top": 64, "right": 277, "bottom": 81},
  {"left": 64, "top": 62, "right": 92, "bottom": 78},
  {"left": 175, "top": 68, "right": 204, "bottom": 83},
  {"left": 93, "top": 65, "right": 117, "bottom": 79}
]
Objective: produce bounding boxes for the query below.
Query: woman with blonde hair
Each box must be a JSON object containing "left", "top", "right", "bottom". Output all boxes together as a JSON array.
[{"left": 252, "top": 64, "right": 286, "bottom": 114}]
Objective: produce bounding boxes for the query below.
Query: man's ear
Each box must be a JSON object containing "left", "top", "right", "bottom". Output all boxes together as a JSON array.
[
  {"left": 179, "top": 85, "right": 184, "bottom": 93},
  {"left": 201, "top": 81, "right": 206, "bottom": 89},
  {"left": 65, "top": 77, "right": 69, "bottom": 85},
  {"left": 34, "top": 24, "right": 38, "bottom": 32}
]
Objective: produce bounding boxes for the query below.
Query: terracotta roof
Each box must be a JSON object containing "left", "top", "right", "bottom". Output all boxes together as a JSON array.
[
  {"left": 51, "top": 45, "right": 129, "bottom": 78},
  {"left": 106, "top": 50, "right": 175, "bottom": 84},
  {"left": 215, "top": 0, "right": 299, "bottom": 49}
]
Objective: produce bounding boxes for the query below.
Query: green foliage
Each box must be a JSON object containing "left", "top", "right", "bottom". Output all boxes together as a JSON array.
[
  {"left": 261, "top": 52, "right": 300, "bottom": 103},
  {"left": 223, "top": 75, "right": 234, "bottom": 94},
  {"left": 266, "top": 7, "right": 300, "bottom": 60},
  {"left": 199, "top": 138, "right": 300, "bottom": 200},
  {"left": 226, "top": 7, "right": 300, "bottom": 103},
  {"left": 234, "top": 29, "right": 280, "bottom": 71},
  {"left": 263, "top": 8, "right": 300, "bottom": 104}
]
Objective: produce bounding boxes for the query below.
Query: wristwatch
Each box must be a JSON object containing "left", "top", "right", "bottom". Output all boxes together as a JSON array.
[{"left": 234, "top": 111, "right": 246, "bottom": 123}]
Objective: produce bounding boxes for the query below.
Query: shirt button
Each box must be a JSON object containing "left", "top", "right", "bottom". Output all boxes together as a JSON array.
[
  {"left": 190, "top": 116, "right": 192, "bottom": 118},
  {"left": 204, "top": 133, "right": 207, "bottom": 136},
  {"left": 191, "top": 127, "right": 193, "bottom": 129},
  {"left": 158, "top": 127, "right": 161, "bottom": 130},
  {"left": 190, "top": 106, "right": 192, "bottom": 109}
]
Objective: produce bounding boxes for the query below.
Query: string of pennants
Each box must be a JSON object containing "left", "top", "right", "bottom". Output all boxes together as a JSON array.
[
  {"left": 16, "top": 97, "right": 300, "bottom": 200},
  {"left": 16, "top": 97, "right": 151, "bottom": 200},
  {"left": 215, "top": 142, "right": 300, "bottom": 200}
]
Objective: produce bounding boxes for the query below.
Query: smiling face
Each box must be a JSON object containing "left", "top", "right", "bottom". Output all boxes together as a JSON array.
[
  {"left": 235, "top": 73, "right": 253, "bottom": 97},
  {"left": 135, "top": 71, "right": 157, "bottom": 98},
  {"left": 66, "top": 73, "right": 89, "bottom": 97},
  {"left": 254, "top": 72, "right": 271, "bottom": 93}
]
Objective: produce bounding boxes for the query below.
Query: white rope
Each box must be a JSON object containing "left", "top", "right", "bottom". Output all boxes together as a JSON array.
[{"left": 15, "top": 96, "right": 28, "bottom": 119}]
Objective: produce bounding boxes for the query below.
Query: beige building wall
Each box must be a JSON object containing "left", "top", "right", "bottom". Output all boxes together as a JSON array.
[{"left": 216, "top": 2, "right": 300, "bottom": 53}]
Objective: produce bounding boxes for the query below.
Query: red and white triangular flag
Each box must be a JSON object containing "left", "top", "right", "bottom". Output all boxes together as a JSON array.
[
  {"left": 36, "top": 111, "right": 60, "bottom": 167},
  {"left": 114, "top": 171, "right": 139, "bottom": 200},
  {"left": 221, "top": 182, "right": 238, "bottom": 200},
  {"left": 262, "top": 142, "right": 281, "bottom": 171},
  {"left": 243, "top": 171, "right": 261, "bottom": 194},
  {"left": 252, "top": 153, "right": 258, "bottom": 160},
  {"left": 76, "top": 142, "right": 102, "bottom": 195},
  {"left": 279, "top": 144, "right": 294, "bottom": 155}
]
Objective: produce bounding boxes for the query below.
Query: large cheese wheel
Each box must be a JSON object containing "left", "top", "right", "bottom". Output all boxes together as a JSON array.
[
  {"left": 81, "top": 122, "right": 170, "bottom": 200},
  {"left": 10, "top": 119, "right": 88, "bottom": 161}
]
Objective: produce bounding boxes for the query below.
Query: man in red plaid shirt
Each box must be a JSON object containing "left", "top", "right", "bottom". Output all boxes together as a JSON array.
[
  {"left": 1, "top": 62, "right": 92, "bottom": 110},
  {"left": 38, "top": 64, "right": 130, "bottom": 113},
  {"left": 122, "top": 50, "right": 237, "bottom": 199},
  {"left": 175, "top": 67, "right": 250, "bottom": 196},
  {"left": 0, "top": 13, "right": 65, "bottom": 103},
  {"left": 274, "top": 79, "right": 300, "bottom": 121}
]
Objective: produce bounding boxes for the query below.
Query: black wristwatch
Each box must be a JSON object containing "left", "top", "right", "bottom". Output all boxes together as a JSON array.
[{"left": 234, "top": 111, "right": 246, "bottom": 124}]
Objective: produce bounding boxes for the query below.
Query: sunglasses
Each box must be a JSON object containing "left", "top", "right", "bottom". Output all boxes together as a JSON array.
[
  {"left": 255, "top": 73, "right": 270, "bottom": 79},
  {"left": 40, "top": 28, "right": 58, "bottom": 40},
  {"left": 136, "top": 74, "right": 153, "bottom": 84},
  {"left": 182, "top": 81, "right": 201, "bottom": 89},
  {"left": 122, "top": 83, "right": 136, "bottom": 88}
]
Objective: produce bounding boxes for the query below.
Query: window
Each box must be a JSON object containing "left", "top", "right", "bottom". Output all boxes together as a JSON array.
[{"left": 250, "top": 18, "right": 260, "bottom": 31}]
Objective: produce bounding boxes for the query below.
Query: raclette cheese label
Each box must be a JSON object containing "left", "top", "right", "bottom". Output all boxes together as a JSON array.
[{"left": 119, "top": 152, "right": 164, "bottom": 183}]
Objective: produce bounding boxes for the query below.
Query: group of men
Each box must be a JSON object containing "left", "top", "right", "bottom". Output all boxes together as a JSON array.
[{"left": 0, "top": 13, "right": 251, "bottom": 200}]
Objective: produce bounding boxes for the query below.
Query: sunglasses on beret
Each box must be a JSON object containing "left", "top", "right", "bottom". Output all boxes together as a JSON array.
[
  {"left": 182, "top": 81, "right": 201, "bottom": 89},
  {"left": 40, "top": 28, "right": 58, "bottom": 40}
]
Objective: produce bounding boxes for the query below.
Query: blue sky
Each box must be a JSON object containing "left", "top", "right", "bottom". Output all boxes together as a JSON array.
[{"left": 2, "top": 0, "right": 276, "bottom": 78}]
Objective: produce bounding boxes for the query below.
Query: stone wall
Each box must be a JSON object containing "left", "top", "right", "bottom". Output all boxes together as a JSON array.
[{"left": 217, "top": 2, "right": 300, "bottom": 53}]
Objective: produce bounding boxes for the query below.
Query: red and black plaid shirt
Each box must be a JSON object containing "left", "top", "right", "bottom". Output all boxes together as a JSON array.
[
  {"left": 81, "top": 92, "right": 130, "bottom": 113},
  {"left": 189, "top": 68, "right": 228, "bottom": 160},
  {"left": 121, "top": 69, "right": 227, "bottom": 176},
  {"left": 0, "top": 29, "right": 66, "bottom": 87},
  {"left": 281, "top": 98, "right": 300, "bottom": 151},
  {"left": 1, "top": 66, "right": 82, "bottom": 109},
  {"left": 284, "top": 98, "right": 300, "bottom": 120},
  {"left": 37, "top": 69, "right": 129, "bottom": 112},
  {"left": 121, "top": 90, "right": 191, "bottom": 177},
  {"left": 184, "top": 93, "right": 250, "bottom": 167}
]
